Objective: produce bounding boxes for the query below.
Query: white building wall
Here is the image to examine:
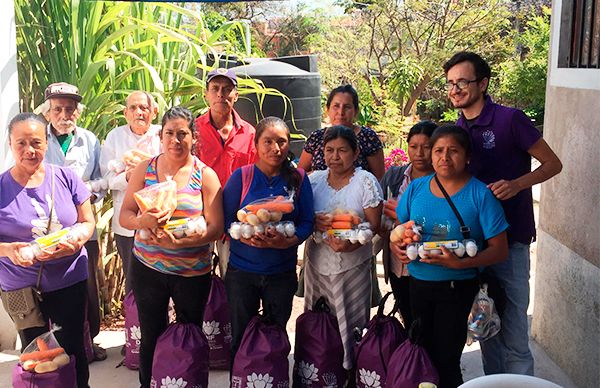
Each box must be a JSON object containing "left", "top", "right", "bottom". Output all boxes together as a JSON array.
[{"left": 0, "top": 0, "right": 20, "bottom": 350}]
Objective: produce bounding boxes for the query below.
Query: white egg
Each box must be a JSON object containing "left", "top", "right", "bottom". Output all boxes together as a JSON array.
[
  {"left": 194, "top": 216, "right": 207, "bottom": 235},
  {"left": 429, "top": 249, "right": 442, "bottom": 255},
  {"left": 348, "top": 230, "right": 358, "bottom": 244},
  {"left": 454, "top": 242, "right": 466, "bottom": 257},
  {"left": 229, "top": 223, "right": 242, "bottom": 240},
  {"left": 275, "top": 223, "right": 286, "bottom": 235},
  {"left": 406, "top": 244, "right": 419, "bottom": 261},
  {"left": 357, "top": 229, "right": 369, "bottom": 245},
  {"left": 19, "top": 246, "right": 35, "bottom": 262},
  {"left": 466, "top": 241, "right": 478, "bottom": 257},
  {"left": 173, "top": 230, "right": 185, "bottom": 239},
  {"left": 418, "top": 244, "right": 428, "bottom": 259},
  {"left": 138, "top": 229, "right": 151, "bottom": 240},
  {"left": 254, "top": 224, "right": 265, "bottom": 234},
  {"left": 284, "top": 222, "right": 296, "bottom": 237},
  {"left": 241, "top": 224, "right": 254, "bottom": 239}
]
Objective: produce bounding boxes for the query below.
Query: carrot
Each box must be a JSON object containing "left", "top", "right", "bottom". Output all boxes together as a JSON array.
[
  {"left": 404, "top": 229, "right": 415, "bottom": 238},
  {"left": 331, "top": 221, "right": 353, "bottom": 230},
  {"left": 403, "top": 237, "right": 413, "bottom": 245},
  {"left": 20, "top": 348, "right": 65, "bottom": 362},
  {"left": 332, "top": 214, "right": 353, "bottom": 223},
  {"left": 246, "top": 201, "right": 294, "bottom": 214},
  {"left": 155, "top": 190, "right": 167, "bottom": 209},
  {"left": 402, "top": 220, "right": 415, "bottom": 228},
  {"left": 412, "top": 234, "right": 421, "bottom": 241},
  {"left": 36, "top": 338, "right": 49, "bottom": 352}
]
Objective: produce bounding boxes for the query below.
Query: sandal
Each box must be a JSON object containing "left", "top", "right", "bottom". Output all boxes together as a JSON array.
[{"left": 92, "top": 343, "right": 108, "bottom": 361}]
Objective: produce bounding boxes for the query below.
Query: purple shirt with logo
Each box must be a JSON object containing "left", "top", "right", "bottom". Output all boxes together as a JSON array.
[
  {"left": 0, "top": 165, "right": 91, "bottom": 292},
  {"left": 457, "top": 96, "right": 541, "bottom": 244}
]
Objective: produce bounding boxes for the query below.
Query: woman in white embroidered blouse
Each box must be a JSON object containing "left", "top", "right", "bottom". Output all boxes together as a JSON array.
[{"left": 304, "top": 125, "right": 383, "bottom": 378}]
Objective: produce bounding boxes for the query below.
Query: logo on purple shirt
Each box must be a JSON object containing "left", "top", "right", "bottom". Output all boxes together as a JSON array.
[{"left": 482, "top": 130, "right": 496, "bottom": 149}]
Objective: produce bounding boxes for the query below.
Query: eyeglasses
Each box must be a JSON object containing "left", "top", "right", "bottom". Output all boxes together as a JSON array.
[{"left": 444, "top": 79, "right": 479, "bottom": 91}]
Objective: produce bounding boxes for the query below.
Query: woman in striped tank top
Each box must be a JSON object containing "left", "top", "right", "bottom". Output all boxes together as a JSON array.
[{"left": 120, "top": 106, "right": 223, "bottom": 388}]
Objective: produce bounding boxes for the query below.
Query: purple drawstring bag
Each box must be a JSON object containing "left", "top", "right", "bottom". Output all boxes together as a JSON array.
[
  {"left": 12, "top": 355, "right": 76, "bottom": 388},
  {"left": 150, "top": 322, "right": 209, "bottom": 388},
  {"left": 124, "top": 290, "right": 141, "bottom": 370},
  {"left": 293, "top": 296, "right": 345, "bottom": 388},
  {"left": 355, "top": 292, "right": 407, "bottom": 388},
  {"left": 202, "top": 255, "right": 232, "bottom": 370},
  {"left": 385, "top": 320, "right": 439, "bottom": 387},
  {"left": 231, "top": 315, "right": 291, "bottom": 388}
]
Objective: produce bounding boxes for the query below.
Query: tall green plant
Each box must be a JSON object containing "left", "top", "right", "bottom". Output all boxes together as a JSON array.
[{"left": 15, "top": 0, "right": 279, "bottom": 140}]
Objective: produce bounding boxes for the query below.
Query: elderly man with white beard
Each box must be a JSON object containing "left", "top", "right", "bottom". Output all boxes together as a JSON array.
[{"left": 39, "top": 82, "right": 106, "bottom": 362}]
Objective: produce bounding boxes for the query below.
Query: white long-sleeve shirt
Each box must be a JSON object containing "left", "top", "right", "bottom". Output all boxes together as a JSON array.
[{"left": 99, "top": 124, "right": 161, "bottom": 237}]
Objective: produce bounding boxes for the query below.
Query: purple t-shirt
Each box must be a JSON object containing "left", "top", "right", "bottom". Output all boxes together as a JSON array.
[
  {"left": 0, "top": 164, "right": 91, "bottom": 292},
  {"left": 457, "top": 96, "right": 541, "bottom": 244}
]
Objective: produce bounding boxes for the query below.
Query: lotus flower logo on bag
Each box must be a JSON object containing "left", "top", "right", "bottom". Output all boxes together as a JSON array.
[
  {"left": 246, "top": 372, "right": 274, "bottom": 388},
  {"left": 358, "top": 369, "right": 381, "bottom": 387},
  {"left": 202, "top": 320, "right": 221, "bottom": 340},
  {"left": 322, "top": 372, "right": 339, "bottom": 388},
  {"left": 297, "top": 361, "right": 319, "bottom": 384},
  {"left": 130, "top": 325, "right": 141, "bottom": 345},
  {"left": 160, "top": 376, "right": 188, "bottom": 388}
]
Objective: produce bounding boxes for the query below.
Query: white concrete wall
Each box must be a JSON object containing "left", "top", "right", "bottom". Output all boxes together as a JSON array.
[
  {"left": 532, "top": 1, "right": 600, "bottom": 386},
  {"left": 0, "top": 0, "right": 20, "bottom": 351}
]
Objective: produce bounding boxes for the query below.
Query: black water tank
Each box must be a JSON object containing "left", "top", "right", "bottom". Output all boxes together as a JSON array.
[{"left": 232, "top": 58, "right": 321, "bottom": 156}]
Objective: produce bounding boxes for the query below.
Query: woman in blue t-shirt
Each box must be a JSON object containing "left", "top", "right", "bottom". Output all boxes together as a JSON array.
[
  {"left": 223, "top": 117, "right": 314, "bottom": 361},
  {"left": 392, "top": 125, "right": 509, "bottom": 388}
]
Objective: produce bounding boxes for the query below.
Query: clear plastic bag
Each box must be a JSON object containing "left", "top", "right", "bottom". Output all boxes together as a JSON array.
[
  {"left": 237, "top": 194, "right": 296, "bottom": 225},
  {"left": 19, "top": 325, "right": 70, "bottom": 373},
  {"left": 133, "top": 179, "right": 177, "bottom": 215},
  {"left": 466, "top": 284, "right": 501, "bottom": 345}
]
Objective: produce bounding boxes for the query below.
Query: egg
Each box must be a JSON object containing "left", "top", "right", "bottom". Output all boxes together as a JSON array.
[
  {"left": 429, "top": 249, "right": 442, "bottom": 255},
  {"left": 229, "top": 223, "right": 242, "bottom": 240},
  {"left": 194, "top": 216, "right": 207, "bottom": 235},
  {"left": 357, "top": 229, "right": 372, "bottom": 245},
  {"left": 284, "top": 222, "right": 296, "bottom": 237},
  {"left": 416, "top": 244, "right": 426, "bottom": 259},
  {"left": 348, "top": 230, "right": 358, "bottom": 244},
  {"left": 237, "top": 209, "right": 247, "bottom": 222},
  {"left": 138, "top": 229, "right": 151, "bottom": 240},
  {"left": 241, "top": 224, "right": 254, "bottom": 239},
  {"left": 35, "top": 360, "right": 58, "bottom": 373},
  {"left": 21, "top": 360, "right": 37, "bottom": 371},
  {"left": 406, "top": 244, "right": 419, "bottom": 260},
  {"left": 246, "top": 213, "right": 260, "bottom": 226},
  {"left": 454, "top": 242, "right": 466, "bottom": 257},
  {"left": 270, "top": 211, "right": 283, "bottom": 222},
  {"left": 173, "top": 230, "right": 185, "bottom": 239},
  {"left": 19, "top": 246, "right": 35, "bottom": 262},
  {"left": 275, "top": 223, "right": 286, "bottom": 235},
  {"left": 256, "top": 208, "right": 271, "bottom": 223},
  {"left": 254, "top": 224, "right": 265, "bottom": 234},
  {"left": 390, "top": 225, "right": 406, "bottom": 243},
  {"left": 466, "top": 241, "right": 478, "bottom": 257}
]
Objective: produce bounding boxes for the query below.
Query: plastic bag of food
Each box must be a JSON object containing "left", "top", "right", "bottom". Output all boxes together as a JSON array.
[
  {"left": 108, "top": 149, "right": 153, "bottom": 174},
  {"left": 236, "top": 194, "right": 295, "bottom": 226},
  {"left": 139, "top": 216, "right": 207, "bottom": 240},
  {"left": 228, "top": 221, "right": 296, "bottom": 240},
  {"left": 19, "top": 224, "right": 88, "bottom": 261},
  {"left": 19, "top": 326, "right": 70, "bottom": 373},
  {"left": 389, "top": 220, "right": 422, "bottom": 246},
  {"left": 466, "top": 284, "right": 501, "bottom": 345},
  {"left": 133, "top": 179, "right": 177, "bottom": 216}
]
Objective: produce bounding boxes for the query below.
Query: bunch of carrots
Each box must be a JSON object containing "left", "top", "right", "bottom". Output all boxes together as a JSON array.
[
  {"left": 329, "top": 212, "right": 362, "bottom": 230},
  {"left": 19, "top": 338, "right": 69, "bottom": 373}
]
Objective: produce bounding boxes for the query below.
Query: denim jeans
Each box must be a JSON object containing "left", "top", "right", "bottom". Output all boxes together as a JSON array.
[
  {"left": 480, "top": 242, "right": 534, "bottom": 375},
  {"left": 224, "top": 265, "right": 297, "bottom": 362}
]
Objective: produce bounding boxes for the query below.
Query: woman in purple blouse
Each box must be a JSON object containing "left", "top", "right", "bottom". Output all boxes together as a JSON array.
[{"left": 0, "top": 113, "right": 95, "bottom": 388}]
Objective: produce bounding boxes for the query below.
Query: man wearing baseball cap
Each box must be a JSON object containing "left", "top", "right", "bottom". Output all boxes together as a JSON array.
[
  {"left": 195, "top": 68, "right": 256, "bottom": 275},
  {"left": 40, "top": 82, "right": 107, "bottom": 362},
  {"left": 195, "top": 68, "right": 256, "bottom": 187}
]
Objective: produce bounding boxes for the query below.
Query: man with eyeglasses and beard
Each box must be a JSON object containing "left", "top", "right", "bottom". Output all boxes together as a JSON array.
[{"left": 443, "top": 52, "right": 562, "bottom": 377}]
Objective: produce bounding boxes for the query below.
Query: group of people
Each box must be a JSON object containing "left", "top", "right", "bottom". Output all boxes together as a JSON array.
[{"left": 0, "top": 51, "right": 561, "bottom": 388}]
